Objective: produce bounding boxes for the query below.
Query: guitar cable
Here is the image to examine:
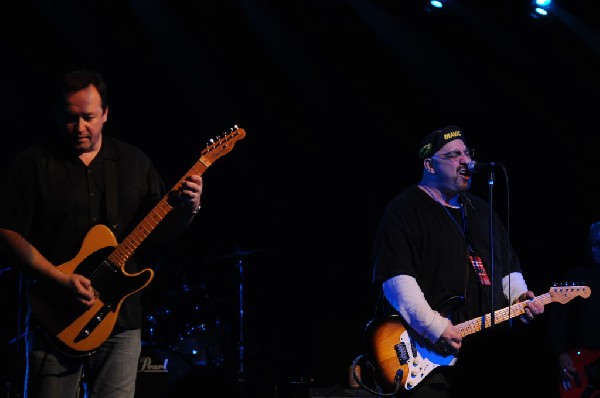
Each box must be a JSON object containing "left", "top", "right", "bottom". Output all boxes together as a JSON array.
[{"left": 351, "top": 353, "right": 401, "bottom": 396}]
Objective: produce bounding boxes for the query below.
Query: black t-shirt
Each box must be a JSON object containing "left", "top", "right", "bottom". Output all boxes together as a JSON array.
[
  {"left": 372, "top": 184, "right": 523, "bottom": 324},
  {"left": 0, "top": 135, "right": 168, "bottom": 330}
]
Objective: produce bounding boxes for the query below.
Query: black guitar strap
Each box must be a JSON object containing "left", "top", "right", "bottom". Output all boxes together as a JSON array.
[{"left": 104, "top": 158, "right": 119, "bottom": 233}]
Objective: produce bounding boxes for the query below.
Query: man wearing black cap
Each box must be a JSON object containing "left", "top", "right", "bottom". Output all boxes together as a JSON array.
[{"left": 368, "top": 125, "right": 544, "bottom": 397}]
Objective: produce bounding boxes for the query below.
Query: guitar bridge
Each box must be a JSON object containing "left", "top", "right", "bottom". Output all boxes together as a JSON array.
[{"left": 74, "top": 304, "right": 113, "bottom": 342}]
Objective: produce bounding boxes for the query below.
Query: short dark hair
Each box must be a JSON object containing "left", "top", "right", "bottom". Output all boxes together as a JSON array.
[{"left": 56, "top": 69, "right": 108, "bottom": 112}]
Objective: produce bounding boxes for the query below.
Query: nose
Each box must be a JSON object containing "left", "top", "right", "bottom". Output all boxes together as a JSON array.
[{"left": 75, "top": 117, "right": 86, "bottom": 133}]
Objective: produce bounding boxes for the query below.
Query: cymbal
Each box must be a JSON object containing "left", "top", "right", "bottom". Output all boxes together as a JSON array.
[
  {"left": 209, "top": 247, "right": 274, "bottom": 262},
  {"left": 168, "top": 283, "right": 208, "bottom": 296}
]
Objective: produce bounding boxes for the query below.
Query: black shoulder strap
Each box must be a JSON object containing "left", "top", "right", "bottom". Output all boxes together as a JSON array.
[{"left": 104, "top": 158, "right": 119, "bottom": 232}]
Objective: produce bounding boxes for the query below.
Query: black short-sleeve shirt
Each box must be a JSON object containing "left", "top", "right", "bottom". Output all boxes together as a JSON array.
[
  {"left": 0, "top": 135, "right": 167, "bottom": 330},
  {"left": 372, "top": 185, "right": 523, "bottom": 323}
]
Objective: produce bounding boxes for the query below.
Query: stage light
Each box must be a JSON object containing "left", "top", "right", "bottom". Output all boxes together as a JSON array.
[
  {"left": 530, "top": 0, "right": 553, "bottom": 18},
  {"left": 425, "top": 0, "right": 445, "bottom": 13}
]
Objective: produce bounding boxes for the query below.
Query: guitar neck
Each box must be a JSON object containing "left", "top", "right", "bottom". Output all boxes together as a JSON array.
[
  {"left": 106, "top": 126, "right": 245, "bottom": 269},
  {"left": 107, "top": 155, "right": 211, "bottom": 268},
  {"left": 456, "top": 292, "right": 552, "bottom": 337}
]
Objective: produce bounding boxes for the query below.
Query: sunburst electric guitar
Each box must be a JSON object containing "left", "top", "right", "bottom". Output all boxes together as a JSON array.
[
  {"left": 365, "top": 285, "right": 591, "bottom": 395},
  {"left": 29, "top": 126, "right": 246, "bottom": 356}
]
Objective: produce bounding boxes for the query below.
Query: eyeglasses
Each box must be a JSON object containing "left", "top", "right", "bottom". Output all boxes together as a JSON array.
[{"left": 433, "top": 148, "right": 475, "bottom": 161}]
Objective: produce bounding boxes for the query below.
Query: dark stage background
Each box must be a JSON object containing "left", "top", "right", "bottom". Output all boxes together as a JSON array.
[{"left": 1, "top": 1, "right": 600, "bottom": 397}]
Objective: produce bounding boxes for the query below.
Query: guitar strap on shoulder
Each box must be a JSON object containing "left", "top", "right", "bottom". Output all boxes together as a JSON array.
[
  {"left": 375, "top": 287, "right": 393, "bottom": 318},
  {"left": 104, "top": 158, "right": 119, "bottom": 233},
  {"left": 462, "top": 202, "right": 491, "bottom": 287}
]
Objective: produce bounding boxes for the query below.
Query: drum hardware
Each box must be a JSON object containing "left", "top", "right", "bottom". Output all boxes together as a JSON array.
[
  {"left": 141, "top": 245, "right": 272, "bottom": 389},
  {"left": 208, "top": 246, "right": 259, "bottom": 382},
  {"left": 167, "top": 282, "right": 209, "bottom": 297},
  {"left": 210, "top": 245, "right": 273, "bottom": 386},
  {"left": 170, "top": 320, "right": 226, "bottom": 367},
  {"left": 142, "top": 296, "right": 225, "bottom": 368}
]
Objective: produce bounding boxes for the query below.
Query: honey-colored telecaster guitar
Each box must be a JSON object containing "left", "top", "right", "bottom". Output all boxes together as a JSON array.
[
  {"left": 365, "top": 285, "right": 591, "bottom": 395},
  {"left": 29, "top": 126, "right": 246, "bottom": 356}
]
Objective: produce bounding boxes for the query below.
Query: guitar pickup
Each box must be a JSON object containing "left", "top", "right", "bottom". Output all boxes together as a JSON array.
[
  {"left": 395, "top": 342, "right": 409, "bottom": 365},
  {"left": 74, "top": 304, "right": 113, "bottom": 342}
]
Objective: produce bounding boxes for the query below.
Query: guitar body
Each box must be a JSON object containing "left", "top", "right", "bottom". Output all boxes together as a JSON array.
[
  {"left": 560, "top": 348, "right": 600, "bottom": 398},
  {"left": 364, "top": 286, "right": 591, "bottom": 396},
  {"left": 364, "top": 297, "right": 464, "bottom": 394},
  {"left": 29, "top": 224, "right": 153, "bottom": 355},
  {"left": 365, "top": 315, "right": 456, "bottom": 393}
]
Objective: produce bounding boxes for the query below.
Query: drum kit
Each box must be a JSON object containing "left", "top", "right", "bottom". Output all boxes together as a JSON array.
[
  {"left": 141, "top": 246, "right": 270, "bottom": 379},
  {"left": 142, "top": 282, "right": 228, "bottom": 368}
]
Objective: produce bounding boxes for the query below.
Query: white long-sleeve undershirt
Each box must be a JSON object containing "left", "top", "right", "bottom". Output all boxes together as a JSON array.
[{"left": 382, "top": 272, "right": 528, "bottom": 344}]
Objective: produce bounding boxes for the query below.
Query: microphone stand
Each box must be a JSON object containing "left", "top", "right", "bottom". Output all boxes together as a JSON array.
[{"left": 487, "top": 171, "right": 495, "bottom": 327}]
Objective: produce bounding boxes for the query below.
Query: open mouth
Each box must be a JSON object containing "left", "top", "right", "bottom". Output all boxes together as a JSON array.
[{"left": 459, "top": 168, "right": 470, "bottom": 177}]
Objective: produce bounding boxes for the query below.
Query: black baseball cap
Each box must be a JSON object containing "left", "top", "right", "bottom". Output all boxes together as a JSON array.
[{"left": 418, "top": 125, "right": 466, "bottom": 159}]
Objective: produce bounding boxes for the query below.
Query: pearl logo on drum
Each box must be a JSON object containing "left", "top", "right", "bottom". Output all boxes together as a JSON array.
[{"left": 138, "top": 356, "right": 169, "bottom": 373}]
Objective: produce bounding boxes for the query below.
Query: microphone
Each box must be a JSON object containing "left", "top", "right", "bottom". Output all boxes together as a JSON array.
[{"left": 467, "top": 161, "right": 500, "bottom": 174}]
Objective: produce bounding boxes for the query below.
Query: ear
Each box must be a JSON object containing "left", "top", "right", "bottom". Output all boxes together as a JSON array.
[{"left": 424, "top": 158, "right": 435, "bottom": 174}]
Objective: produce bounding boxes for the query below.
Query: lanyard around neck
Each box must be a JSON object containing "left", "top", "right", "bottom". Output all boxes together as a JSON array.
[{"left": 420, "top": 185, "right": 467, "bottom": 238}]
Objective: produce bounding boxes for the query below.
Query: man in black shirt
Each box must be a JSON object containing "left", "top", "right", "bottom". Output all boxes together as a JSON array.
[
  {"left": 0, "top": 69, "right": 203, "bottom": 398},
  {"left": 369, "top": 125, "right": 544, "bottom": 397}
]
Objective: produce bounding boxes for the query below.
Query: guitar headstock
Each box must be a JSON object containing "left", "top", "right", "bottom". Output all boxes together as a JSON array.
[
  {"left": 549, "top": 285, "right": 591, "bottom": 304},
  {"left": 200, "top": 125, "right": 246, "bottom": 166}
]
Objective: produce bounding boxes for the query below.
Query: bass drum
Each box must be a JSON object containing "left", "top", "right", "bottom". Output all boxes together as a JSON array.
[
  {"left": 142, "top": 305, "right": 175, "bottom": 346},
  {"left": 136, "top": 345, "right": 193, "bottom": 397},
  {"left": 170, "top": 319, "right": 228, "bottom": 367}
]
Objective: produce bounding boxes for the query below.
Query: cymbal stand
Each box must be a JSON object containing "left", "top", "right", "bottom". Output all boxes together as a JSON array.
[{"left": 236, "top": 256, "right": 246, "bottom": 395}]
